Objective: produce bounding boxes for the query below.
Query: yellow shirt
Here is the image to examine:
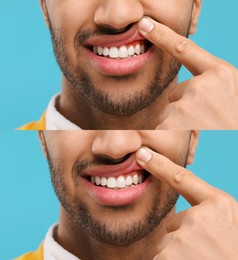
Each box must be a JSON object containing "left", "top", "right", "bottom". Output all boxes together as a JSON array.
[
  {"left": 17, "top": 113, "right": 46, "bottom": 130},
  {"left": 15, "top": 243, "right": 44, "bottom": 260}
]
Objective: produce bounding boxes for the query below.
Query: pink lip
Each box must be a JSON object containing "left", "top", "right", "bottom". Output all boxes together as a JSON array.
[
  {"left": 82, "top": 175, "right": 152, "bottom": 206},
  {"left": 82, "top": 155, "right": 143, "bottom": 178},
  {"left": 84, "top": 25, "right": 145, "bottom": 48}
]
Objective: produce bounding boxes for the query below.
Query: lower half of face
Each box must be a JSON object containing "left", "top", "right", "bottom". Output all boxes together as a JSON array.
[
  {"left": 45, "top": 131, "right": 191, "bottom": 246},
  {"left": 51, "top": 163, "right": 179, "bottom": 246},
  {"left": 49, "top": 26, "right": 183, "bottom": 116}
]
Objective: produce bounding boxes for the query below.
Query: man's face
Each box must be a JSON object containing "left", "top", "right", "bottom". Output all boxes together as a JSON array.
[
  {"left": 40, "top": 131, "right": 198, "bottom": 246},
  {"left": 41, "top": 0, "right": 201, "bottom": 115}
]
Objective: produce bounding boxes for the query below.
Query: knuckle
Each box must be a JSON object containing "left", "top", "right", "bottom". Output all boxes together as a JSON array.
[
  {"left": 211, "top": 192, "right": 235, "bottom": 211},
  {"left": 189, "top": 77, "right": 201, "bottom": 89},
  {"left": 214, "top": 62, "right": 235, "bottom": 83},
  {"left": 174, "top": 38, "right": 194, "bottom": 56},
  {"left": 172, "top": 168, "right": 192, "bottom": 185},
  {"left": 184, "top": 208, "right": 200, "bottom": 224}
]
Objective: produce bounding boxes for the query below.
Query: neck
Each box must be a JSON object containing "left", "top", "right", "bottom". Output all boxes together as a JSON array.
[
  {"left": 56, "top": 208, "right": 175, "bottom": 260},
  {"left": 58, "top": 77, "right": 177, "bottom": 129}
]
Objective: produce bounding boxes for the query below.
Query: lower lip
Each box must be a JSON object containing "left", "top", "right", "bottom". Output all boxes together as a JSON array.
[
  {"left": 84, "top": 47, "right": 154, "bottom": 76},
  {"left": 83, "top": 175, "right": 152, "bottom": 206}
]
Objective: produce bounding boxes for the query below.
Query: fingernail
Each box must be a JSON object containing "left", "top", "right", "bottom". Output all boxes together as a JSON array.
[
  {"left": 136, "top": 148, "right": 153, "bottom": 163},
  {"left": 138, "top": 18, "right": 155, "bottom": 33}
]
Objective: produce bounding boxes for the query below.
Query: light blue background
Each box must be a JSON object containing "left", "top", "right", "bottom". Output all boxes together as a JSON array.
[
  {"left": 0, "top": 1, "right": 238, "bottom": 129},
  {"left": 0, "top": 131, "right": 238, "bottom": 259}
]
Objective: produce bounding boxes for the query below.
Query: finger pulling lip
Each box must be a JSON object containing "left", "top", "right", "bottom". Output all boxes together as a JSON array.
[{"left": 82, "top": 155, "right": 143, "bottom": 178}]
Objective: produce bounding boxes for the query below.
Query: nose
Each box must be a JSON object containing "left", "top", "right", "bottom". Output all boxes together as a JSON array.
[
  {"left": 92, "top": 131, "right": 142, "bottom": 159},
  {"left": 94, "top": 0, "right": 144, "bottom": 29}
]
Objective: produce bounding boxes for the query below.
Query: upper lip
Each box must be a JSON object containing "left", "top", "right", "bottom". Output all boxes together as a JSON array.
[
  {"left": 84, "top": 25, "right": 146, "bottom": 48},
  {"left": 82, "top": 154, "right": 144, "bottom": 178}
]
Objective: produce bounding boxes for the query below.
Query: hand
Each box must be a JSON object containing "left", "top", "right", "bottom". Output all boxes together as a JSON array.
[
  {"left": 138, "top": 18, "right": 238, "bottom": 129},
  {"left": 136, "top": 147, "right": 238, "bottom": 259}
]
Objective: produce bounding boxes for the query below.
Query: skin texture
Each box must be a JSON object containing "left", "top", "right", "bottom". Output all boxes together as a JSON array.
[
  {"left": 39, "top": 0, "right": 201, "bottom": 129},
  {"left": 39, "top": 130, "right": 199, "bottom": 259},
  {"left": 137, "top": 17, "right": 238, "bottom": 129}
]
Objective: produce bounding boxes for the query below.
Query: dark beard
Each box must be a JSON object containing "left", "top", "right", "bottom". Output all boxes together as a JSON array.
[
  {"left": 47, "top": 154, "right": 179, "bottom": 247},
  {"left": 48, "top": 23, "right": 182, "bottom": 116}
]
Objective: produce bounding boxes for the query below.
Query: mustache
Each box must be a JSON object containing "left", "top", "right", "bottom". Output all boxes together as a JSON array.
[
  {"left": 75, "top": 24, "right": 133, "bottom": 46},
  {"left": 73, "top": 154, "right": 131, "bottom": 175}
]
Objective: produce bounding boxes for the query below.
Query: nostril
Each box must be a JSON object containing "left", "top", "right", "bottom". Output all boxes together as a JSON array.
[{"left": 96, "top": 24, "right": 134, "bottom": 35}]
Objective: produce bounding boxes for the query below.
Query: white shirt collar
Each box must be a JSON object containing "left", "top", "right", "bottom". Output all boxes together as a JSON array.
[
  {"left": 43, "top": 224, "right": 81, "bottom": 260},
  {"left": 45, "top": 94, "right": 81, "bottom": 130}
]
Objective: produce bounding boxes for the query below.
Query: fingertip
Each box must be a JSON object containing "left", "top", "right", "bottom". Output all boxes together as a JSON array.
[
  {"left": 138, "top": 17, "right": 155, "bottom": 34},
  {"left": 136, "top": 147, "right": 153, "bottom": 164}
]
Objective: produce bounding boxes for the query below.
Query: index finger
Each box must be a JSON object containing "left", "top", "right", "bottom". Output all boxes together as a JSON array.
[
  {"left": 138, "top": 17, "right": 220, "bottom": 75},
  {"left": 136, "top": 147, "right": 218, "bottom": 205}
]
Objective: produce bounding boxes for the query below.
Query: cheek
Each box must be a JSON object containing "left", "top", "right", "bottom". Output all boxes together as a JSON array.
[
  {"left": 48, "top": 1, "right": 97, "bottom": 50},
  {"left": 143, "top": 131, "right": 190, "bottom": 165},
  {"left": 145, "top": 0, "right": 192, "bottom": 32}
]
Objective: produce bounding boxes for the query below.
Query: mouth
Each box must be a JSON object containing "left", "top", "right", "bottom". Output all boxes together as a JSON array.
[
  {"left": 86, "top": 40, "right": 152, "bottom": 60},
  {"left": 84, "top": 169, "right": 150, "bottom": 189},
  {"left": 81, "top": 156, "right": 152, "bottom": 206},
  {"left": 83, "top": 26, "right": 154, "bottom": 76}
]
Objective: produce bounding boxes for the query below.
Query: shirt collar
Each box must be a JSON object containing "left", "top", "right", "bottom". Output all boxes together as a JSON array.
[
  {"left": 43, "top": 224, "right": 81, "bottom": 260},
  {"left": 45, "top": 94, "right": 81, "bottom": 130}
]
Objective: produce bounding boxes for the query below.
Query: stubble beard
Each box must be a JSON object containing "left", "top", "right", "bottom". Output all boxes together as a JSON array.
[
  {"left": 48, "top": 23, "right": 184, "bottom": 116},
  {"left": 47, "top": 155, "right": 181, "bottom": 247}
]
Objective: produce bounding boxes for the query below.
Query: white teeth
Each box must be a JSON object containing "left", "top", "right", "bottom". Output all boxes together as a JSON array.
[
  {"left": 140, "top": 45, "right": 145, "bottom": 54},
  {"left": 132, "top": 175, "right": 139, "bottom": 185},
  {"left": 107, "top": 177, "right": 117, "bottom": 188},
  {"left": 95, "top": 176, "right": 101, "bottom": 185},
  {"left": 103, "top": 47, "right": 109, "bottom": 56},
  {"left": 109, "top": 47, "right": 119, "bottom": 58},
  {"left": 117, "top": 176, "right": 126, "bottom": 188},
  {"left": 118, "top": 46, "right": 129, "bottom": 58},
  {"left": 97, "top": 46, "right": 103, "bottom": 56},
  {"left": 128, "top": 46, "right": 135, "bottom": 56},
  {"left": 94, "top": 44, "right": 146, "bottom": 59},
  {"left": 91, "top": 174, "right": 144, "bottom": 189},
  {"left": 126, "top": 175, "right": 133, "bottom": 186},
  {"left": 101, "top": 177, "right": 107, "bottom": 186},
  {"left": 135, "top": 44, "right": 140, "bottom": 55}
]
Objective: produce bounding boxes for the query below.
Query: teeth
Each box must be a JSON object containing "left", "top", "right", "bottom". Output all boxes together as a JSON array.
[
  {"left": 97, "top": 46, "right": 103, "bottom": 56},
  {"left": 140, "top": 45, "right": 145, "bottom": 54},
  {"left": 109, "top": 47, "right": 119, "bottom": 58},
  {"left": 95, "top": 44, "right": 146, "bottom": 59},
  {"left": 128, "top": 46, "right": 135, "bottom": 56},
  {"left": 118, "top": 46, "right": 128, "bottom": 58},
  {"left": 95, "top": 176, "right": 101, "bottom": 185},
  {"left": 126, "top": 175, "right": 133, "bottom": 186},
  {"left": 132, "top": 174, "right": 139, "bottom": 185},
  {"left": 117, "top": 176, "right": 126, "bottom": 188},
  {"left": 103, "top": 47, "right": 109, "bottom": 56},
  {"left": 134, "top": 44, "right": 140, "bottom": 55},
  {"left": 101, "top": 177, "right": 107, "bottom": 186},
  {"left": 107, "top": 177, "right": 117, "bottom": 188},
  {"left": 91, "top": 174, "right": 144, "bottom": 189},
  {"left": 91, "top": 176, "right": 96, "bottom": 184}
]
